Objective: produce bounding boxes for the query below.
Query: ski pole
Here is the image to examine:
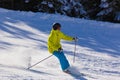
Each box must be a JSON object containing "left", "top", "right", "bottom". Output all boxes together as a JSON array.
[
  {"left": 27, "top": 55, "right": 53, "bottom": 69},
  {"left": 73, "top": 39, "right": 77, "bottom": 63}
]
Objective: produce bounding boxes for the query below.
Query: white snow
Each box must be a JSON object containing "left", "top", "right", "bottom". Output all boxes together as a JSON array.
[
  {"left": 25, "top": 0, "right": 30, "bottom": 3},
  {"left": 41, "top": 1, "right": 47, "bottom": 5},
  {"left": 48, "top": 2, "right": 53, "bottom": 8},
  {"left": 100, "top": 0, "right": 109, "bottom": 8},
  {"left": 0, "top": 8, "right": 120, "bottom": 80},
  {"left": 97, "top": 8, "right": 112, "bottom": 16},
  {"left": 115, "top": 12, "right": 120, "bottom": 21}
]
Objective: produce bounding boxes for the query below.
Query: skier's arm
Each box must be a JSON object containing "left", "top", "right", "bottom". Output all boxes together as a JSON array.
[{"left": 60, "top": 32, "right": 73, "bottom": 41}]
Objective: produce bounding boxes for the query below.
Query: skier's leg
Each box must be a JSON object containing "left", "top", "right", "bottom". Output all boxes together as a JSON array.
[{"left": 53, "top": 51, "right": 70, "bottom": 71}]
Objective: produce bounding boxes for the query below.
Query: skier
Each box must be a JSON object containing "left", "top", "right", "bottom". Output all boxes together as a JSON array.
[{"left": 48, "top": 23, "right": 76, "bottom": 73}]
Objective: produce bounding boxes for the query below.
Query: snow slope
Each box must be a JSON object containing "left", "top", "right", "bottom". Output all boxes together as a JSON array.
[{"left": 0, "top": 8, "right": 120, "bottom": 80}]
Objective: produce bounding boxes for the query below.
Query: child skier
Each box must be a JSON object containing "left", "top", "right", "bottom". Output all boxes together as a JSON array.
[{"left": 48, "top": 23, "right": 76, "bottom": 72}]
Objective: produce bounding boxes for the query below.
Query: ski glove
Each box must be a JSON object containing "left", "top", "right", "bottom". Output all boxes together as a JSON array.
[{"left": 58, "top": 48, "right": 63, "bottom": 53}]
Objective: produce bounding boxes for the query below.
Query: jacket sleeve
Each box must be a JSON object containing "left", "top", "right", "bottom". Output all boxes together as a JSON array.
[{"left": 60, "top": 31, "right": 73, "bottom": 41}]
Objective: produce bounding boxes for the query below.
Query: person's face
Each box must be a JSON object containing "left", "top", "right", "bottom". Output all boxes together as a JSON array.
[{"left": 57, "top": 26, "right": 61, "bottom": 31}]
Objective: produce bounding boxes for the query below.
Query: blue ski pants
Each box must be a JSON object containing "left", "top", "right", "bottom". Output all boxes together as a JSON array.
[{"left": 53, "top": 51, "right": 70, "bottom": 71}]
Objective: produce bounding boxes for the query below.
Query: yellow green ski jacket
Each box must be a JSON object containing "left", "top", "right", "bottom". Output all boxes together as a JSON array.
[{"left": 48, "top": 29, "right": 73, "bottom": 53}]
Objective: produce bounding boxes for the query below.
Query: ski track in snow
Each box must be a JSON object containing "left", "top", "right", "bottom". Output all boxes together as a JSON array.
[{"left": 0, "top": 8, "right": 120, "bottom": 80}]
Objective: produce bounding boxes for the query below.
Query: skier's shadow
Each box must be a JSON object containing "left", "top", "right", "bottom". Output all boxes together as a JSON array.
[
  {"left": 68, "top": 72, "right": 87, "bottom": 80},
  {"left": 0, "top": 64, "right": 52, "bottom": 75},
  {"left": 26, "top": 68, "right": 52, "bottom": 75},
  {"left": 28, "top": 69, "right": 52, "bottom": 75}
]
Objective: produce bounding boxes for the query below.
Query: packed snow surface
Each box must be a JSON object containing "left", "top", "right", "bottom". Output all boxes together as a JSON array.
[{"left": 0, "top": 8, "right": 120, "bottom": 80}]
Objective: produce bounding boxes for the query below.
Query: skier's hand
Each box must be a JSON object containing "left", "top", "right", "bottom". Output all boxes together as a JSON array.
[
  {"left": 58, "top": 48, "right": 63, "bottom": 53},
  {"left": 73, "top": 37, "right": 78, "bottom": 41}
]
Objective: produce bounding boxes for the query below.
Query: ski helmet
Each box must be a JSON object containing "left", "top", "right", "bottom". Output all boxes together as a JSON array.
[{"left": 52, "top": 23, "right": 61, "bottom": 30}]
